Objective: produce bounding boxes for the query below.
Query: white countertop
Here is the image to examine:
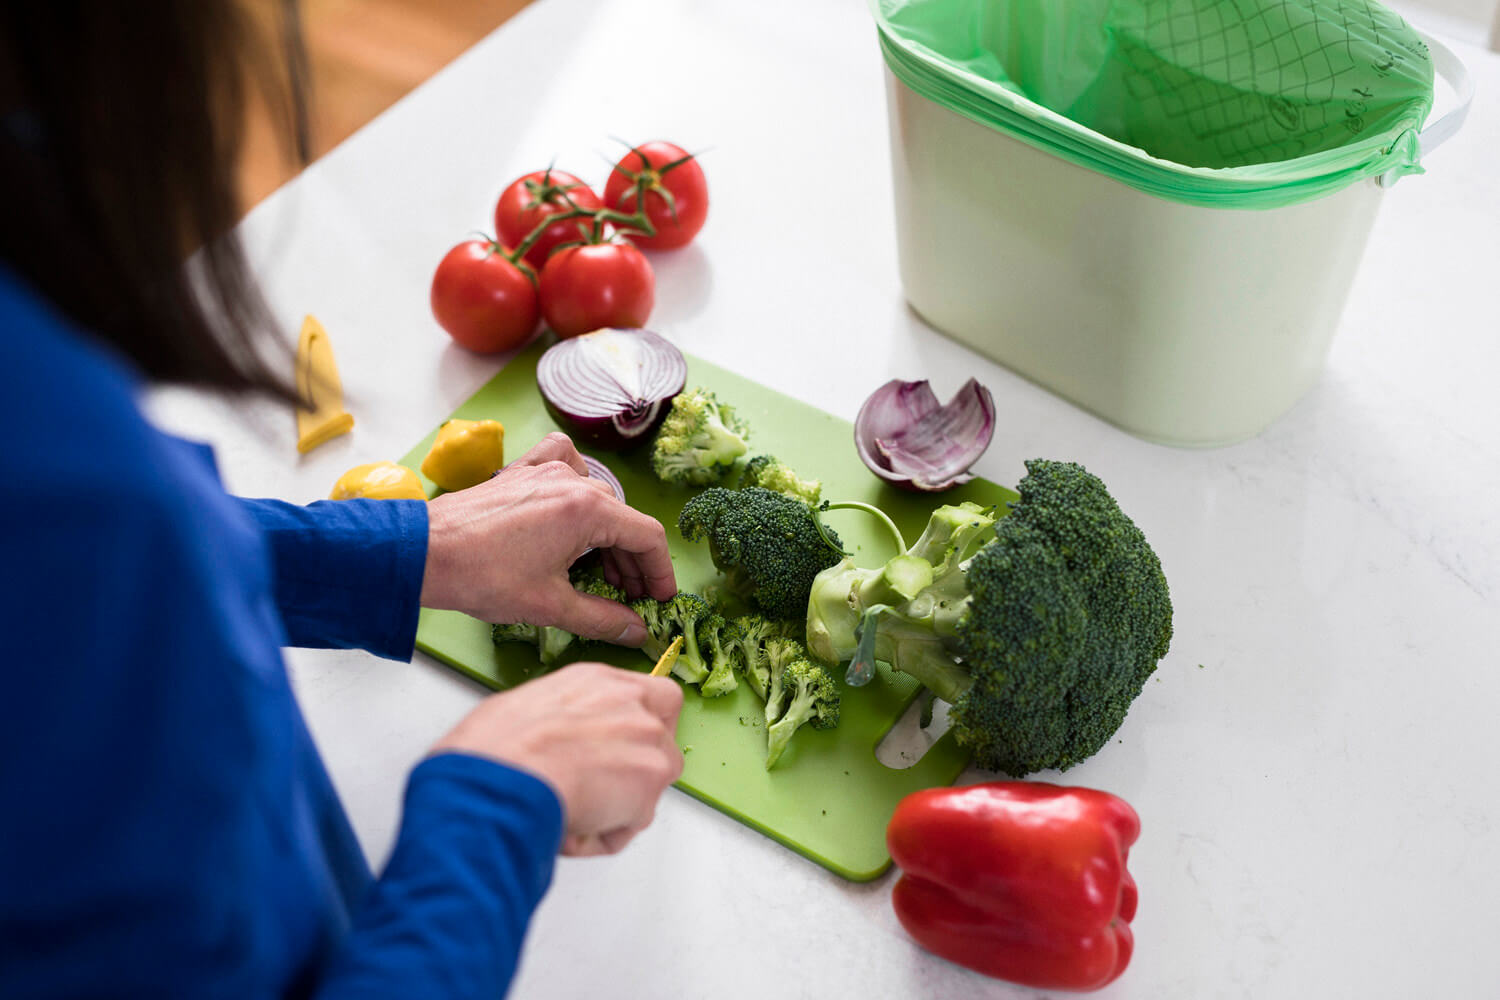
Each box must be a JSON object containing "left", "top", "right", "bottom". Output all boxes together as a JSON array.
[{"left": 150, "top": 1, "right": 1500, "bottom": 997}]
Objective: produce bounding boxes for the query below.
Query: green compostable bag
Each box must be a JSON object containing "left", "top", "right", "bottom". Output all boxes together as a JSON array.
[{"left": 874, "top": 0, "right": 1435, "bottom": 207}]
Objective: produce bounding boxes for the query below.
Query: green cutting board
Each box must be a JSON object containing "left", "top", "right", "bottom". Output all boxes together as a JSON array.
[{"left": 399, "top": 339, "right": 1017, "bottom": 881}]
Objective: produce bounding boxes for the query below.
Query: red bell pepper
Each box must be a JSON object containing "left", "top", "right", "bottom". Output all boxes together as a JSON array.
[{"left": 887, "top": 781, "right": 1140, "bottom": 992}]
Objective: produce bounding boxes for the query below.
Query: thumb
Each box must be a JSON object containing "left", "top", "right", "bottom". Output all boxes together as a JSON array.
[{"left": 554, "top": 588, "right": 649, "bottom": 646}]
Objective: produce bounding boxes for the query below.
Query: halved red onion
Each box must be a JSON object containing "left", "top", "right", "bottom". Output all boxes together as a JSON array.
[
  {"left": 536, "top": 328, "right": 687, "bottom": 450},
  {"left": 854, "top": 378, "right": 995, "bottom": 491},
  {"left": 581, "top": 454, "right": 626, "bottom": 504}
]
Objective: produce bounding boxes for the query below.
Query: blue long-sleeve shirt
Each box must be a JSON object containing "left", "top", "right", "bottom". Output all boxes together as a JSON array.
[{"left": 0, "top": 266, "right": 564, "bottom": 998}]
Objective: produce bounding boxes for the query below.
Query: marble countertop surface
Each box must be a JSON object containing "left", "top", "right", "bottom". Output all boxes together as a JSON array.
[{"left": 150, "top": 1, "right": 1500, "bottom": 996}]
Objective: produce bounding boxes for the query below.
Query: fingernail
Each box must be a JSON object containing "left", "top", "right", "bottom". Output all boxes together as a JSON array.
[{"left": 618, "top": 623, "right": 648, "bottom": 646}]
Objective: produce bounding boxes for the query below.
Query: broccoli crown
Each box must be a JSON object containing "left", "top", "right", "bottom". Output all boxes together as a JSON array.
[
  {"left": 678, "top": 487, "right": 844, "bottom": 620},
  {"left": 698, "top": 614, "right": 741, "bottom": 697},
  {"left": 764, "top": 659, "right": 840, "bottom": 769},
  {"left": 650, "top": 388, "right": 750, "bottom": 486},
  {"left": 739, "top": 454, "right": 821, "bottom": 505},
  {"left": 949, "top": 459, "right": 1172, "bottom": 775}
]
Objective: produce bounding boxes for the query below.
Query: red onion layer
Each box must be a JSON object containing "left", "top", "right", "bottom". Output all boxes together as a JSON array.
[{"left": 854, "top": 378, "right": 996, "bottom": 491}]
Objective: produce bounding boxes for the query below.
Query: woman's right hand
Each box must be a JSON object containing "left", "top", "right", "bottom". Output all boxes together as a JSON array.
[{"left": 432, "top": 661, "right": 684, "bottom": 856}]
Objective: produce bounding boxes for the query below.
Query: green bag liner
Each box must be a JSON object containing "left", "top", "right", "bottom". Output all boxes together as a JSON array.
[{"left": 873, "top": 0, "right": 1436, "bottom": 208}]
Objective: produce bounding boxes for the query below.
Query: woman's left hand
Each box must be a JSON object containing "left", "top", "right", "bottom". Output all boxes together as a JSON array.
[{"left": 419, "top": 432, "right": 676, "bottom": 646}]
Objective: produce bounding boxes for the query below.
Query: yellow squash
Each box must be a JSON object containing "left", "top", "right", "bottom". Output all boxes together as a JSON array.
[
  {"left": 420, "top": 418, "right": 505, "bottom": 492},
  {"left": 330, "top": 462, "right": 427, "bottom": 500}
]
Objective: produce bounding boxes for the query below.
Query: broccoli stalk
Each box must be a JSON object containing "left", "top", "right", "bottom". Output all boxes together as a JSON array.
[
  {"left": 805, "top": 460, "right": 1173, "bottom": 777},
  {"left": 651, "top": 388, "right": 750, "bottom": 486},
  {"left": 762, "top": 637, "right": 806, "bottom": 724},
  {"left": 763, "top": 659, "right": 840, "bottom": 769}
]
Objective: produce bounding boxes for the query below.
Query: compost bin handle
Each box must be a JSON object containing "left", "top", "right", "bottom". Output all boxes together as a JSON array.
[{"left": 1378, "top": 31, "right": 1474, "bottom": 188}]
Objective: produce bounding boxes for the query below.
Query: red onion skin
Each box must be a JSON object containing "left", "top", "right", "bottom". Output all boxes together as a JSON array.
[
  {"left": 536, "top": 329, "right": 686, "bottom": 451},
  {"left": 854, "top": 378, "right": 996, "bottom": 492}
]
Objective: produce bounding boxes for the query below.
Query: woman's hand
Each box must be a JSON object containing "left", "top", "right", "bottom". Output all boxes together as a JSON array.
[
  {"left": 433, "top": 661, "right": 684, "bottom": 855},
  {"left": 419, "top": 432, "right": 676, "bottom": 645}
]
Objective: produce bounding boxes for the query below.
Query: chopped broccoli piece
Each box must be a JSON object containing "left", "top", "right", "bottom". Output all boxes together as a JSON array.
[
  {"left": 764, "top": 658, "right": 840, "bottom": 769},
  {"left": 762, "top": 637, "right": 806, "bottom": 725},
  {"left": 491, "top": 570, "right": 629, "bottom": 667},
  {"left": 660, "top": 594, "right": 712, "bottom": 685},
  {"left": 678, "top": 487, "right": 844, "bottom": 620},
  {"left": 490, "top": 621, "right": 577, "bottom": 667},
  {"left": 739, "top": 454, "right": 821, "bottom": 505},
  {"left": 731, "top": 615, "right": 780, "bottom": 700},
  {"left": 806, "top": 460, "right": 1172, "bottom": 776},
  {"left": 650, "top": 387, "right": 750, "bottom": 486},
  {"left": 698, "top": 615, "right": 741, "bottom": 697}
]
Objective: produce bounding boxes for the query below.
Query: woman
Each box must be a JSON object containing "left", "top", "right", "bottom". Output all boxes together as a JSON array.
[{"left": 0, "top": 3, "right": 683, "bottom": 996}]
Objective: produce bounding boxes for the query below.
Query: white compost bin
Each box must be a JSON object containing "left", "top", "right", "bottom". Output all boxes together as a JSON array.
[{"left": 874, "top": 0, "right": 1472, "bottom": 446}]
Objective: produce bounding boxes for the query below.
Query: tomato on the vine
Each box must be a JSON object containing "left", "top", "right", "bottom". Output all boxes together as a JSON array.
[
  {"left": 538, "top": 242, "right": 654, "bottom": 339},
  {"left": 603, "top": 141, "right": 708, "bottom": 251},
  {"left": 430, "top": 240, "right": 539, "bottom": 354},
  {"left": 494, "top": 168, "right": 603, "bottom": 270}
]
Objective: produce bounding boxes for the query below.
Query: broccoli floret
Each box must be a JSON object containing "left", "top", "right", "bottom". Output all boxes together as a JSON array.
[
  {"left": 764, "top": 658, "right": 840, "bottom": 769},
  {"left": 678, "top": 487, "right": 844, "bottom": 620},
  {"left": 806, "top": 460, "right": 1172, "bottom": 777},
  {"left": 651, "top": 388, "right": 750, "bottom": 486},
  {"left": 762, "top": 637, "right": 806, "bottom": 725},
  {"left": 698, "top": 615, "right": 741, "bottom": 697},
  {"left": 739, "top": 454, "right": 821, "bottom": 505},
  {"left": 631, "top": 596, "right": 676, "bottom": 659}
]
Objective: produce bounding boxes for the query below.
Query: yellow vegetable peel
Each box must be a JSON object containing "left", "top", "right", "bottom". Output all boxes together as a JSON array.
[
  {"left": 295, "top": 314, "right": 354, "bottom": 454},
  {"left": 650, "top": 636, "right": 683, "bottom": 678}
]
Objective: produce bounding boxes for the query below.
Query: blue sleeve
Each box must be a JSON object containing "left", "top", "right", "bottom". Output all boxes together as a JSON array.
[
  {"left": 236, "top": 497, "right": 428, "bottom": 661},
  {"left": 316, "top": 754, "right": 565, "bottom": 1000}
]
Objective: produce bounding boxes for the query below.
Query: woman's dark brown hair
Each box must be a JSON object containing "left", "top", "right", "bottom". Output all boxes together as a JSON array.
[{"left": 0, "top": 0, "right": 309, "bottom": 397}]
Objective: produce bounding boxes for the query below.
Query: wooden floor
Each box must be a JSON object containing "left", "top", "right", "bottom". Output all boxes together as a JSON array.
[{"left": 237, "top": 0, "right": 532, "bottom": 214}]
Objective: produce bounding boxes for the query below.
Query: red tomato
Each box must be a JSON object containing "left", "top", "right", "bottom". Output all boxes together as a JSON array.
[
  {"left": 603, "top": 141, "right": 708, "bottom": 251},
  {"left": 538, "top": 242, "right": 654, "bottom": 338},
  {"left": 430, "top": 240, "right": 539, "bottom": 354},
  {"left": 494, "top": 169, "right": 603, "bottom": 270}
]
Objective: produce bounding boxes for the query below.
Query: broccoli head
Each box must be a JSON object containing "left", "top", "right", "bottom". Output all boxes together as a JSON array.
[
  {"left": 678, "top": 487, "right": 844, "bottom": 621},
  {"left": 738, "top": 454, "right": 821, "bottom": 505},
  {"left": 764, "top": 658, "right": 840, "bottom": 769},
  {"left": 806, "top": 459, "right": 1172, "bottom": 776},
  {"left": 651, "top": 387, "right": 750, "bottom": 486}
]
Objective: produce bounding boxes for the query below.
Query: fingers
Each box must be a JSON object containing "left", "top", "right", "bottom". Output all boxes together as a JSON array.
[
  {"left": 637, "top": 673, "right": 685, "bottom": 728},
  {"left": 554, "top": 588, "right": 650, "bottom": 645},
  {"left": 587, "top": 504, "right": 677, "bottom": 600},
  {"left": 513, "top": 431, "right": 589, "bottom": 476}
]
